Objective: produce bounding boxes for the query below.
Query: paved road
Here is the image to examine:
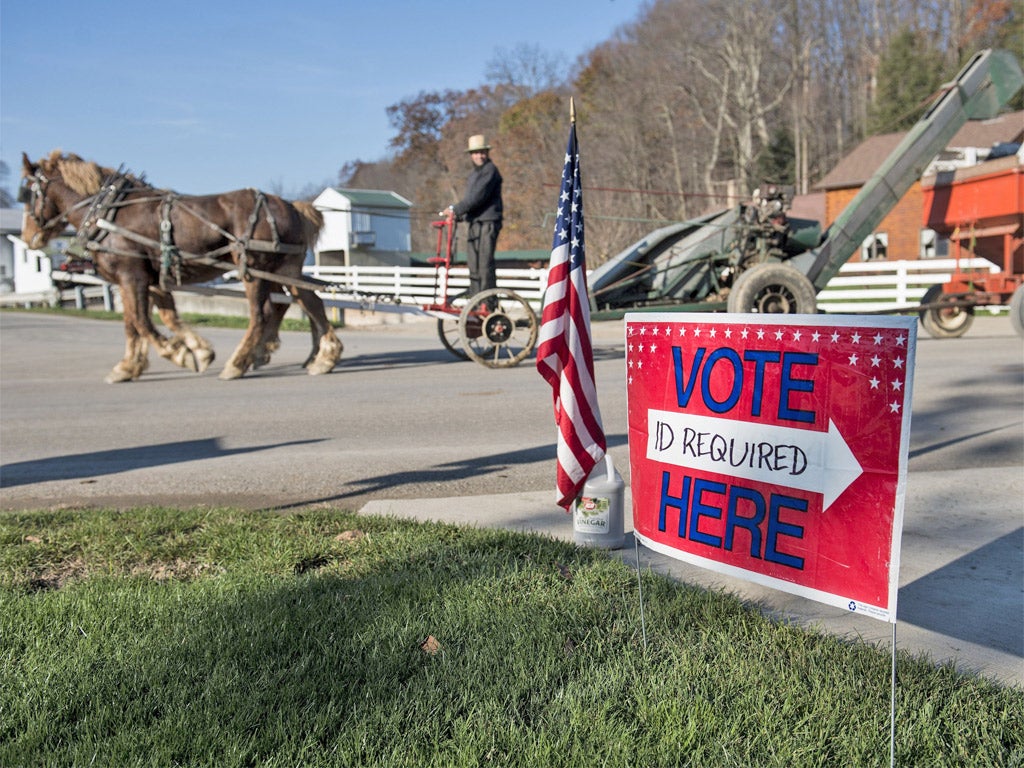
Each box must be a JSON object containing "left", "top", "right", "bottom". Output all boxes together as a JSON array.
[{"left": 1, "top": 309, "right": 1022, "bottom": 685}]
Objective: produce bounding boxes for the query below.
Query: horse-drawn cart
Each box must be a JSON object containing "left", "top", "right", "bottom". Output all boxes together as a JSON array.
[
  {"left": 19, "top": 150, "right": 539, "bottom": 379},
  {"left": 419, "top": 210, "right": 538, "bottom": 368}
]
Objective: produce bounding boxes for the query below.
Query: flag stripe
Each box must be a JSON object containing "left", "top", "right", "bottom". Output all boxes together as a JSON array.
[{"left": 536, "top": 122, "right": 606, "bottom": 509}]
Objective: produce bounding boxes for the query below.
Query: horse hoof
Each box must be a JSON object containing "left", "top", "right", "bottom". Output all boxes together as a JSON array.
[
  {"left": 176, "top": 349, "right": 199, "bottom": 373},
  {"left": 105, "top": 368, "right": 136, "bottom": 383},
  {"left": 306, "top": 359, "right": 336, "bottom": 375},
  {"left": 218, "top": 365, "right": 246, "bottom": 380},
  {"left": 194, "top": 348, "right": 215, "bottom": 373}
]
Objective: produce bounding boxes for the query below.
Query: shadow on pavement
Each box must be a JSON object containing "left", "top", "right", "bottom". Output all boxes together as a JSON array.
[
  {"left": 0, "top": 438, "right": 326, "bottom": 488},
  {"left": 898, "top": 527, "right": 1023, "bottom": 657}
]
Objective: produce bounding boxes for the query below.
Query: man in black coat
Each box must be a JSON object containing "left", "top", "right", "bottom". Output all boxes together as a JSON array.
[{"left": 448, "top": 135, "right": 503, "bottom": 301}]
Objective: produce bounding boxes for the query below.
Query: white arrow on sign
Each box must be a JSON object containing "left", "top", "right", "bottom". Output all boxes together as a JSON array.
[{"left": 646, "top": 409, "right": 862, "bottom": 511}]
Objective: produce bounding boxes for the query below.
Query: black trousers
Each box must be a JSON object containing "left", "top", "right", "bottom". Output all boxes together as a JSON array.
[{"left": 466, "top": 219, "right": 501, "bottom": 298}]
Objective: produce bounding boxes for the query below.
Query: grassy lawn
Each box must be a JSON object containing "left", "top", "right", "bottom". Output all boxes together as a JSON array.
[
  {"left": 1, "top": 508, "right": 1020, "bottom": 767},
  {"left": 0, "top": 305, "right": 340, "bottom": 332}
]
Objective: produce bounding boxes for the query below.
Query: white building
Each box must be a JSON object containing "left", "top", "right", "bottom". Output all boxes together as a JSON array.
[
  {"left": 1, "top": 208, "right": 24, "bottom": 293},
  {"left": 312, "top": 188, "right": 413, "bottom": 268},
  {"left": 1, "top": 208, "right": 68, "bottom": 295}
]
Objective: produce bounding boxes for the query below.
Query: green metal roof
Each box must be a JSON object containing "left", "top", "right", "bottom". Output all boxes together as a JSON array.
[{"left": 332, "top": 188, "right": 412, "bottom": 209}]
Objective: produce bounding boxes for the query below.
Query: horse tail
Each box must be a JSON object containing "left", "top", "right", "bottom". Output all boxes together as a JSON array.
[{"left": 293, "top": 201, "right": 324, "bottom": 248}]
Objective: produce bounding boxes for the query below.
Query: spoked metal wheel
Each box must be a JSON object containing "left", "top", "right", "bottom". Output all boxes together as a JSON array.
[
  {"left": 435, "top": 292, "right": 470, "bottom": 360},
  {"left": 437, "top": 316, "right": 469, "bottom": 360},
  {"left": 458, "top": 288, "right": 539, "bottom": 368},
  {"left": 918, "top": 284, "right": 974, "bottom": 339}
]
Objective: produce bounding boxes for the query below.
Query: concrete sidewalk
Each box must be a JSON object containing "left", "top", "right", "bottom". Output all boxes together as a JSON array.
[{"left": 360, "top": 463, "right": 1023, "bottom": 688}]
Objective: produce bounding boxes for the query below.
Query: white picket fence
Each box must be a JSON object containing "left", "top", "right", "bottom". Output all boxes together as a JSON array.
[
  {"left": 814, "top": 258, "right": 1000, "bottom": 313},
  {"left": 5, "top": 257, "right": 1003, "bottom": 318},
  {"left": 306, "top": 257, "right": 1002, "bottom": 316}
]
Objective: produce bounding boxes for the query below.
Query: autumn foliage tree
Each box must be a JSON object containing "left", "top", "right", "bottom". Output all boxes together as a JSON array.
[{"left": 339, "top": 0, "right": 1021, "bottom": 264}]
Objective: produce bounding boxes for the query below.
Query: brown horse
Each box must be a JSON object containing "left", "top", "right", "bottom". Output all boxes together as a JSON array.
[{"left": 20, "top": 151, "right": 342, "bottom": 382}]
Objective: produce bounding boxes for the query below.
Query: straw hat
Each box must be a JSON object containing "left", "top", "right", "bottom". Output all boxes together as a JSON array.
[{"left": 466, "top": 134, "right": 491, "bottom": 153}]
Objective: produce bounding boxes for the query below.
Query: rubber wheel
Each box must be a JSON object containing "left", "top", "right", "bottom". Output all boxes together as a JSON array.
[
  {"left": 458, "top": 288, "right": 538, "bottom": 368},
  {"left": 1009, "top": 284, "right": 1024, "bottom": 338},
  {"left": 726, "top": 263, "right": 817, "bottom": 314},
  {"left": 437, "top": 317, "right": 469, "bottom": 360},
  {"left": 919, "top": 284, "right": 973, "bottom": 339}
]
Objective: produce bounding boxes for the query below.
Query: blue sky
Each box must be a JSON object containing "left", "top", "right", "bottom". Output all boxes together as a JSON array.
[{"left": 1, "top": 0, "right": 645, "bottom": 198}]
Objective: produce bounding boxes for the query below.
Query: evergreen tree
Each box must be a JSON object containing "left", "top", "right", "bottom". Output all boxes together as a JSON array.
[
  {"left": 755, "top": 128, "right": 796, "bottom": 186},
  {"left": 867, "top": 28, "right": 949, "bottom": 135}
]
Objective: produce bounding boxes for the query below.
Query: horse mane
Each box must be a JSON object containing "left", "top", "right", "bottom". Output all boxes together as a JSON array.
[
  {"left": 293, "top": 200, "right": 325, "bottom": 247},
  {"left": 41, "top": 149, "right": 147, "bottom": 195}
]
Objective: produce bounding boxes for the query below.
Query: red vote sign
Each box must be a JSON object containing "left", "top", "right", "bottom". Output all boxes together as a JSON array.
[{"left": 626, "top": 313, "right": 917, "bottom": 622}]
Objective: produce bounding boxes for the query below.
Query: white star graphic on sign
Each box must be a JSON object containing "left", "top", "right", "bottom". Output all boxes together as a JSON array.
[
  {"left": 869, "top": 377, "right": 880, "bottom": 389},
  {"left": 893, "top": 356, "right": 904, "bottom": 369},
  {"left": 891, "top": 380, "right": 903, "bottom": 391},
  {"left": 889, "top": 401, "right": 901, "bottom": 413},
  {"left": 851, "top": 332, "right": 861, "bottom": 343},
  {"left": 870, "top": 355, "right": 881, "bottom": 367},
  {"left": 812, "top": 331, "right": 821, "bottom": 342},
  {"left": 848, "top": 353, "right": 859, "bottom": 365},
  {"left": 873, "top": 333, "right": 884, "bottom": 345}
]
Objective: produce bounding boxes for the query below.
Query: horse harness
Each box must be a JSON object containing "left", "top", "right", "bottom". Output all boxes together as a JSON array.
[{"left": 28, "top": 168, "right": 313, "bottom": 291}]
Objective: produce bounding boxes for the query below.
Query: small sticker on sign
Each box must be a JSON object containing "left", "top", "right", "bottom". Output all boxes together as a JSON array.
[{"left": 574, "top": 496, "right": 610, "bottom": 532}]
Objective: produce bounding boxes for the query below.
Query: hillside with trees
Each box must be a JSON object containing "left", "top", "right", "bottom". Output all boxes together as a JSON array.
[{"left": 341, "top": 0, "right": 1023, "bottom": 262}]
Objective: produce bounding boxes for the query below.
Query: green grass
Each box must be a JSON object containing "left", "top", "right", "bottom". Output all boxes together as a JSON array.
[
  {"left": 1, "top": 508, "right": 1020, "bottom": 767},
  {"left": 0, "top": 305, "right": 340, "bottom": 332}
]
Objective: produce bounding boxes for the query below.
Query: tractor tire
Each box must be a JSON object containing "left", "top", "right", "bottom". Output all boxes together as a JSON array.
[
  {"left": 1009, "top": 284, "right": 1024, "bottom": 338},
  {"left": 919, "top": 284, "right": 974, "bottom": 339},
  {"left": 726, "top": 263, "right": 817, "bottom": 315}
]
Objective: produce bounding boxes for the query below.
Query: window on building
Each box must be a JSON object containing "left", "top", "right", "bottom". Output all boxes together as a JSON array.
[
  {"left": 861, "top": 233, "right": 888, "bottom": 261},
  {"left": 352, "top": 211, "right": 371, "bottom": 232},
  {"left": 919, "top": 228, "right": 949, "bottom": 259}
]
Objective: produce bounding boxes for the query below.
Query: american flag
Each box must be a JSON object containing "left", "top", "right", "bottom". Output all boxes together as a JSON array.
[{"left": 536, "top": 120, "right": 606, "bottom": 509}]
